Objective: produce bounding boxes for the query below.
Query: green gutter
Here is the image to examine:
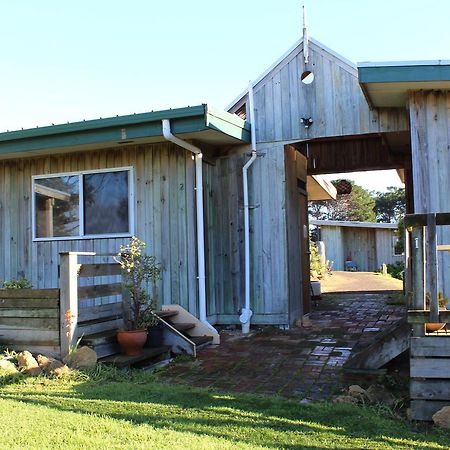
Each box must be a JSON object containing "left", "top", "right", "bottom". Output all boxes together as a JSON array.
[
  {"left": 0, "top": 104, "right": 250, "bottom": 157},
  {"left": 359, "top": 64, "right": 450, "bottom": 84}
]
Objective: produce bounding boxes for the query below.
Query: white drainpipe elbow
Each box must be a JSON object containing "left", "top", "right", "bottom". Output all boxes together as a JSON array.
[{"left": 161, "top": 119, "right": 216, "bottom": 333}]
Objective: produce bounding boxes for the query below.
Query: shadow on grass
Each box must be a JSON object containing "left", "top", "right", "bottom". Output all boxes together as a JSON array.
[{"left": 1, "top": 376, "right": 449, "bottom": 450}]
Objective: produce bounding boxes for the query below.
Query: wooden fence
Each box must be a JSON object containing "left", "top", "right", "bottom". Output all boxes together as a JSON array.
[
  {"left": 406, "top": 213, "right": 450, "bottom": 420},
  {"left": 0, "top": 288, "right": 60, "bottom": 356},
  {"left": 0, "top": 252, "right": 124, "bottom": 358}
]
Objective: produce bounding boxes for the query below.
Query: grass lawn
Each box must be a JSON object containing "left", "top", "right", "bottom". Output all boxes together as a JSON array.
[{"left": 0, "top": 368, "right": 449, "bottom": 449}]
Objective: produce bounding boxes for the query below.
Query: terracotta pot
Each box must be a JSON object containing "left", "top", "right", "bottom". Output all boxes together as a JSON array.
[
  {"left": 426, "top": 306, "right": 447, "bottom": 334},
  {"left": 117, "top": 329, "right": 148, "bottom": 356},
  {"left": 425, "top": 322, "right": 446, "bottom": 333}
]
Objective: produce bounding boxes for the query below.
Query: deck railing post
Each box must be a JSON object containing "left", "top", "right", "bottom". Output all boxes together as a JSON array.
[
  {"left": 426, "top": 213, "right": 439, "bottom": 323},
  {"left": 411, "top": 226, "right": 426, "bottom": 337},
  {"left": 59, "top": 252, "right": 79, "bottom": 358}
]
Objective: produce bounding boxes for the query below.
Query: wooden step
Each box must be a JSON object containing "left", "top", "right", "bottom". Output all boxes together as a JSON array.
[
  {"left": 99, "top": 346, "right": 171, "bottom": 368},
  {"left": 171, "top": 322, "right": 196, "bottom": 333},
  {"left": 155, "top": 310, "right": 179, "bottom": 319},
  {"left": 81, "top": 330, "right": 120, "bottom": 358},
  {"left": 82, "top": 329, "right": 117, "bottom": 346}
]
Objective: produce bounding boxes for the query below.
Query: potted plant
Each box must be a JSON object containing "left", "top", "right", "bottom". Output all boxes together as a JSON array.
[
  {"left": 115, "top": 237, "right": 162, "bottom": 356},
  {"left": 425, "top": 291, "right": 448, "bottom": 333}
]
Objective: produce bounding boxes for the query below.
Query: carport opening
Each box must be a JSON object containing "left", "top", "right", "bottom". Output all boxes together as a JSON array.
[{"left": 309, "top": 169, "right": 406, "bottom": 295}]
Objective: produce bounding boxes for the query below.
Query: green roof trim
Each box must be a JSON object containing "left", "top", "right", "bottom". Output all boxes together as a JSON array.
[
  {"left": 358, "top": 63, "right": 450, "bottom": 84},
  {"left": 0, "top": 104, "right": 250, "bottom": 157}
]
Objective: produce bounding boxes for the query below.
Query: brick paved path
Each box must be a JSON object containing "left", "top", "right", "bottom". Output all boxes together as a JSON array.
[{"left": 160, "top": 292, "right": 405, "bottom": 401}]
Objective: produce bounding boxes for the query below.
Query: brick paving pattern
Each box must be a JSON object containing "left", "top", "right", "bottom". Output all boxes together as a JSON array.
[{"left": 160, "top": 292, "right": 405, "bottom": 401}]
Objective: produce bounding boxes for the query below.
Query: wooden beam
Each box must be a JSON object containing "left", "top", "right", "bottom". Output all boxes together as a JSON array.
[
  {"left": 35, "top": 183, "right": 72, "bottom": 201},
  {"left": 78, "top": 263, "right": 122, "bottom": 278},
  {"left": 427, "top": 214, "right": 439, "bottom": 323},
  {"left": 78, "top": 283, "right": 123, "bottom": 300},
  {"left": 405, "top": 212, "right": 450, "bottom": 227}
]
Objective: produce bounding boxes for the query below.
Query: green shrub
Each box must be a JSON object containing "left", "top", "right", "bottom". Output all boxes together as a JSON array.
[
  {"left": 386, "top": 262, "right": 404, "bottom": 280},
  {"left": 2, "top": 278, "right": 32, "bottom": 289}
]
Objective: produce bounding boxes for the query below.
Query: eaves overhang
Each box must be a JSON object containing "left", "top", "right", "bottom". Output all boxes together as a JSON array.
[
  {"left": 0, "top": 104, "right": 250, "bottom": 159},
  {"left": 358, "top": 61, "right": 450, "bottom": 107}
]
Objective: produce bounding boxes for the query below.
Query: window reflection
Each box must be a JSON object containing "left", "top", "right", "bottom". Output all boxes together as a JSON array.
[
  {"left": 34, "top": 176, "right": 79, "bottom": 238},
  {"left": 83, "top": 171, "right": 129, "bottom": 235}
]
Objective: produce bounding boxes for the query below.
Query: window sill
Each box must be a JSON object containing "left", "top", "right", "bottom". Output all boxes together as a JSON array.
[{"left": 32, "top": 233, "right": 133, "bottom": 242}]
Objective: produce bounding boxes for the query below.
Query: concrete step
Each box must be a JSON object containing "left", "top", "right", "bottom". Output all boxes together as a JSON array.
[
  {"left": 155, "top": 310, "right": 179, "bottom": 319},
  {"left": 190, "top": 335, "right": 214, "bottom": 350},
  {"left": 171, "top": 322, "right": 196, "bottom": 333}
]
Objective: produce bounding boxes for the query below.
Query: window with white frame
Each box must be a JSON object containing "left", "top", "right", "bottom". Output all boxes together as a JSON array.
[{"left": 32, "top": 167, "right": 133, "bottom": 240}]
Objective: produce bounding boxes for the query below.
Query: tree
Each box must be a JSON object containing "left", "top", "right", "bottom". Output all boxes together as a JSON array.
[
  {"left": 373, "top": 187, "right": 406, "bottom": 223},
  {"left": 309, "top": 180, "right": 376, "bottom": 222}
]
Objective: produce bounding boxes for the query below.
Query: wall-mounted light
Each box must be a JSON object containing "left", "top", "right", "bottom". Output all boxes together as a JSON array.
[{"left": 300, "top": 117, "right": 313, "bottom": 129}]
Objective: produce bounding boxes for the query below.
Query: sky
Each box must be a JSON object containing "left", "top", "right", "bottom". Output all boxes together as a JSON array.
[{"left": 2, "top": 1, "right": 449, "bottom": 190}]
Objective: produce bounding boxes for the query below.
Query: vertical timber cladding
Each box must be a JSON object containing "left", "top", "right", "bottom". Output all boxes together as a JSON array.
[
  {"left": 0, "top": 143, "right": 198, "bottom": 314},
  {"left": 250, "top": 40, "right": 409, "bottom": 144},
  {"left": 409, "top": 91, "right": 450, "bottom": 296},
  {"left": 208, "top": 144, "right": 290, "bottom": 325}
]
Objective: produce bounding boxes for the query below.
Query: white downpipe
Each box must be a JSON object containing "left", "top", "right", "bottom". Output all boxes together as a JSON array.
[
  {"left": 161, "top": 119, "right": 216, "bottom": 332},
  {"left": 240, "top": 81, "right": 257, "bottom": 334}
]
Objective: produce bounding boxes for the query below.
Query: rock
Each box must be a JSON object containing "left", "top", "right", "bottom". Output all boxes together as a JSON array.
[
  {"left": 364, "top": 384, "right": 395, "bottom": 407},
  {"left": 17, "top": 351, "right": 42, "bottom": 376},
  {"left": 52, "top": 364, "right": 71, "bottom": 378},
  {"left": 37, "top": 355, "right": 70, "bottom": 377},
  {"left": 0, "top": 359, "right": 19, "bottom": 374},
  {"left": 348, "top": 385, "right": 366, "bottom": 397},
  {"left": 333, "top": 395, "right": 358, "bottom": 404},
  {"left": 432, "top": 406, "right": 450, "bottom": 429},
  {"left": 64, "top": 346, "right": 97, "bottom": 369}
]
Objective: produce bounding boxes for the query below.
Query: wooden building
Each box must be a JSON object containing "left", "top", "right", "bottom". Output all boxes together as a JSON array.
[
  {"left": 0, "top": 103, "right": 333, "bottom": 328},
  {"left": 311, "top": 220, "right": 403, "bottom": 272}
]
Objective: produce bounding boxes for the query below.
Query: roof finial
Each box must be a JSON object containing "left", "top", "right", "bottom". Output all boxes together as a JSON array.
[{"left": 303, "top": 4, "right": 309, "bottom": 64}]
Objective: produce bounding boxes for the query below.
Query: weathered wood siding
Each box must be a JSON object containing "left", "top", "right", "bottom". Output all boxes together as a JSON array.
[
  {"left": 319, "top": 226, "right": 344, "bottom": 271},
  {"left": 206, "top": 143, "right": 290, "bottom": 325},
  {"left": 0, "top": 288, "right": 60, "bottom": 356},
  {"left": 409, "top": 90, "right": 450, "bottom": 295},
  {"left": 230, "top": 40, "right": 409, "bottom": 144},
  {"left": 375, "top": 229, "right": 403, "bottom": 268},
  {"left": 321, "top": 226, "right": 402, "bottom": 271},
  {"left": 0, "top": 143, "right": 199, "bottom": 315}
]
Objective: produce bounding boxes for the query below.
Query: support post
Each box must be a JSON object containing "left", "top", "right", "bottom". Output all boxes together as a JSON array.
[
  {"left": 426, "top": 214, "right": 439, "bottom": 323},
  {"left": 59, "top": 252, "right": 79, "bottom": 357}
]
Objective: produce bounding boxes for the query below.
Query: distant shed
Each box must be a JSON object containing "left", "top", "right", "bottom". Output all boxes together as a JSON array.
[{"left": 311, "top": 220, "right": 403, "bottom": 271}]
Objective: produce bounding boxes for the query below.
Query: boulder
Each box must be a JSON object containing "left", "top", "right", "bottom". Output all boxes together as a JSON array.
[
  {"left": 37, "top": 355, "right": 70, "bottom": 377},
  {"left": 333, "top": 395, "right": 358, "bottom": 404},
  {"left": 432, "top": 406, "right": 450, "bottom": 429},
  {"left": 64, "top": 346, "right": 97, "bottom": 369},
  {"left": 0, "top": 359, "right": 19, "bottom": 374},
  {"left": 348, "top": 385, "right": 366, "bottom": 397},
  {"left": 17, "top": 351, "right": 42, "bottom": 376}
]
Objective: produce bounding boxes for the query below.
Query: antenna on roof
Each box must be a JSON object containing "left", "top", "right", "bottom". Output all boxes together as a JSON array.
[{"left": 303, "top": 5, "right": 309, "bottom": 64}]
